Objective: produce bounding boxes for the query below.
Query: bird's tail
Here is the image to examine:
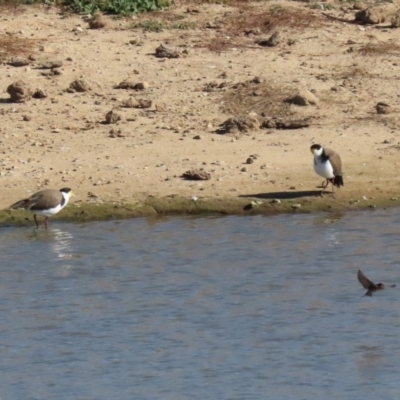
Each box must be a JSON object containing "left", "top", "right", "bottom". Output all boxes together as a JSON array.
[
  {"left": 8, "top": 199, "right": 28, "bottom": 210},
  {"left": 333, "top": 175, "right": 344, "bottom": 188}
]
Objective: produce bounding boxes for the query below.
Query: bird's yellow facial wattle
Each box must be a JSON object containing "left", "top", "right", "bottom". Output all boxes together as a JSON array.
[{"left": 70, "top": 191, "right": 75, "bottom": 197}]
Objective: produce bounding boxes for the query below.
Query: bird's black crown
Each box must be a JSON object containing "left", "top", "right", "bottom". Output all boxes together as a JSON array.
[
  {"left": 310, "top": 144, "right": 322, "bottom": 151},
  {"left": 60, "top": 188, "right": 73, "bottom": 193}
]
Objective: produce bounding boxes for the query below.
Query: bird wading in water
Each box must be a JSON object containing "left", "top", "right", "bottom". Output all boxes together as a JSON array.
[{"left": 8, "top": 188, "right": 75, "bottom": 229}]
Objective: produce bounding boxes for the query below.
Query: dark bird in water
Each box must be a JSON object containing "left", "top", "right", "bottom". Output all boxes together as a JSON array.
[
  {"left": 310, "top": 144, "right": 344, "bottom": 196},
  {"left": 8, "top": 188, "right": 74, "bottom": 229},
  {"left": 357, "top": 269, "right": 396, "bottom": 297}
]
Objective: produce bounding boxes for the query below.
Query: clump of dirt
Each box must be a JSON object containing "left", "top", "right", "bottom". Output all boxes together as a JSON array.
[
  {"left": 220, "top": 77, "right": 294, "bottom": 119},
  {"left": 181, "top": 169, "right": 211, "bottom": 180},
  {"left": 0, "top": 34, "right": 39, "bottom": 63},
  {"left": 225, "top": 4, "right": 323, "bottom": 35},
  {"left": 88, "top": 12, "right": 107, "bottom": 29},
  {"left": 198, "top": 4, "right": 324, "bottom": 52},
  {"left": 7, "top": 80, "right": 32, "bottom": 103}
]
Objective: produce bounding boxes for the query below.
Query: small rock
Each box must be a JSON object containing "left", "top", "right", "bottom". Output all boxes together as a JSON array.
[
  {"left": 7, "top": 80, "right": 32, "bottom": 103},
  {"left": 88, "top": 12, "right": 107, "bottom": 29},
  {"left": 246, "top": 157, "right": 254, "bottom": 164},
  {"left": 181, "top": 169, "right": 211, "bottom": 180},
  {"left": 22, "top": 115, "right": 31, "bottom": 121},
  {"left": 105, "top": 110, "right": 122, "bottom": 124},
  {"left": 7, "top": 57, "right": 30, "bottom": 67},
  {"left": 257, "top": 31, "right": 280, "bottom": 47},
  {"left": 391, "top": 11, "right": 400, "bottom": 27},
  {"left": 248, "top": 200, "right": 263, "bottom": 209},
  {"left": 109, "top": 128, "right": 124, "bottom": 137},
  {"left": 32, "top": 88, "right": 47, "bottom": 99},
  {"left": 376, "top": 102, "right": 391, "bottom": 114},
  {"left": 134, "top": 82, "right": 149, "bottom": 90},
  {"left": 383, "top": 139, "right": 391, "bottom": 144},
  {"left": 39, "top": 59, "right": 63, "bottom": 69},
  {"left": 121, "top": 97, "right": 139, "bottom": 108},
  {"left": 275, "top": 119, "right": 311, "bottom": 130},
  {"left": 115, "top": 81, "right": 149, "bottom": 90},
  {"left": 68, "top": 79, "right": 91, "bottom": 92},
  {"left": 137, "top": 99, "right": 152, "bottom": 108},
  {"left": 193, "top": 135, "right": 202, "bottom": 140},
  {"left": 355, "top": 5, "right": 396, "bottom": 24},
  {"left": 205, "top": 21, "right": 220, "bottom": 29},
  {"left": 292, "top": 203, "right": 302, "bottom": 210},
  {"left": 271, "top": 199, "right": 281, "bottom": 204},
  {"left": 155, "top": 44, "right": 180, "bottom": 59},
  {"left": 155, "top": 103, "right": 167, "bottom": 112},
  {"left": 287, "top": 89, "right": 319, "bottom": 106},
  {"left": 218, "top": 115, "right": 260, "bottom": 134}
]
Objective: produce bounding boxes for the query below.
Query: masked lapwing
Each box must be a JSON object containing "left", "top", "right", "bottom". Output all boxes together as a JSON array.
[
  {"left": 310, "top": 144, "right": 343, "bottom": 196},
  {"left": 8, "top": 187, "right": 74, "bottom": 229}
]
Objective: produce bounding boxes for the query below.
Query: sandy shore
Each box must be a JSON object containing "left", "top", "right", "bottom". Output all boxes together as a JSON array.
[{"left": 1, "top": 1, "right": 400, "bottom": 223}]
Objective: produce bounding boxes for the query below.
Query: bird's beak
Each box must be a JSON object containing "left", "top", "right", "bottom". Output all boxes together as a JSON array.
[
  {"left": 310, "top": 148, "right": 314, "bottom": 154},
  {"left": 70, "top": 191, "right": 76, "bottom": 197}
]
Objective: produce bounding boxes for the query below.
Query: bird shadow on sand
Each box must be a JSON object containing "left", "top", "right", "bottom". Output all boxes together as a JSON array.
[{"left": 239, "top": 190, "right": 324, "bottom": 200}]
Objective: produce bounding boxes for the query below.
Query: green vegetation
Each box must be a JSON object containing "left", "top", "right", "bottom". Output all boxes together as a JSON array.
[
  {"left": 132, "top": 19, "right": 166, "bottom": 31},
  {"left": 68, "top": 0, "right": 170, "bottom": 15},
  {"left": 132, "top": 19, "right": 196, "bottom": 31},
  {"left": 0, "top": 0, "right": 171, "bottom": 14}
]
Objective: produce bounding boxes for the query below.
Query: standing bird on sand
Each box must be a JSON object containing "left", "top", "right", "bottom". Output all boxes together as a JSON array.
[
  {"left": 357, "top": 269, "right": 396, "bottom": 297},
  {"left": 8, "top": 188, "right": 74, "bottom": 229},
  {"left": 310, "top": 144, "right": 344, "bottom": 196}
]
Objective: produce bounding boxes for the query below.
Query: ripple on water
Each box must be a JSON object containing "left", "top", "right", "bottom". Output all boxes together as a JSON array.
[{"left": 0, "top": 210, "right": 400, "bottom": 399}]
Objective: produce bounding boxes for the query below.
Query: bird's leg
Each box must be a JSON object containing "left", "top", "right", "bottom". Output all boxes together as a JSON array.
[
  {"left": 34, "top": 215, "right": 39, "bottom": 229},
  {"left": 320, "top": 180, "right": 329, "bottom": 196},
  {"left": 44, "top": 217, "right": 49, "bottom": 230},
  {"left": 330, "top": 182, "right": 336, "bottom": 198}
]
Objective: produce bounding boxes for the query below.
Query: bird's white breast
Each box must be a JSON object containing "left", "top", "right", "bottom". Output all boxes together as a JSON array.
[
  {"left": 33, "top": 203, "right": 64, "bottom": 217},
  {"left": 314, "top": 157, "right": 334, "bottom": 179}
]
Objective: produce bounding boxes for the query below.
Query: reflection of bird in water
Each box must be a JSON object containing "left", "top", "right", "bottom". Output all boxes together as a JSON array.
[
  {"left": 8, "top": 188, "right": 74, "bottom": 229},
  {"left": 357, "top": 270, "right": 396, "bottom": 297},
  {"left": 51, "top": 228, "right": 75, "bottom": 260},
  {"left": 310, "top": 144, "right": 344, "bottom": 196}
]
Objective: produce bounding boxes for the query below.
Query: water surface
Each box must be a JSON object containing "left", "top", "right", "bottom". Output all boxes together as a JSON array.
[{"left": 1, "top": 209, "right": 400, "bottom": 400}]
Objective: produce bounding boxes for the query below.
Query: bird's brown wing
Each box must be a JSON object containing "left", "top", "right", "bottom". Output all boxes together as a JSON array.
[
  {"left": 324, "top": 148, "right": 342, "bottom": 176},
  {"left": 9, "top": 190, "right": 51, "bottom": 210},
  {"left": 8, "top": 198, "right": 31, "bottom": 210},
  {"left": 358, "top": 270, "right": 377, "bottom": 290}
]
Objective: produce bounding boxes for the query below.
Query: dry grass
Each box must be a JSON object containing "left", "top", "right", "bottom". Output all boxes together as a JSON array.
[
  {"left": 224, "top": 4, "right": 324, "bottom": 35},
  {"left": 0, "top": 1, "right": 27, "bottom": 14},
  {"left": 197, "top": 3, "right": 324, "bottom": 52},
  {"left": 180, "top": 0, "right": 254, "bottom": 5},
  {"left": 220, "top": 78, "right": 294, "bottom": 118},
  {"left": 0, "top": 34, "right": 39, "bottom": 63},
  {"left": 340, "top": 64, "right": 374, "bottom": 79},
  {"left": 358, "top": 37, "right": 400, "bottom": 56}
]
